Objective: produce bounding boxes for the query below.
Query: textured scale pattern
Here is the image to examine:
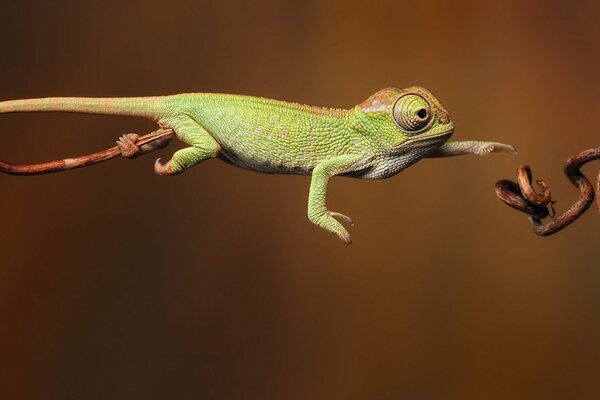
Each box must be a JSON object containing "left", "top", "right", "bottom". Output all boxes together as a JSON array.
[
  {"left": 186, "top": 94, "right": 357, "bottom": 174},
  {"left": 0, "top": 86, "right": 514, "bottom": 243}
]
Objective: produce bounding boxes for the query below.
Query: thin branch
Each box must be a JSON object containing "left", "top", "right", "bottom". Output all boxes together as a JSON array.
[
  {"left": 495, "top": 147, "right": 600, "bottom": 235},
  {"left": 0, "top": 128, "right": 174, "bottom": 175}
]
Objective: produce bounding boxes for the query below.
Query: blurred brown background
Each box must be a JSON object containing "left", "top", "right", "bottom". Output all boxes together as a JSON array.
[{"left": 1, "top": 0, "right": 599, "bottom": 399}]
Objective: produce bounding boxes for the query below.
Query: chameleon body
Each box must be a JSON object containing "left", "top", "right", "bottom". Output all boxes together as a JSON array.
[{"left": 0, "top": 87, "right": 514, "bottom": 243}]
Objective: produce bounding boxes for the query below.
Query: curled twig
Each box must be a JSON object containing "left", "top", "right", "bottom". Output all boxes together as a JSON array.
[
  {"left": 0, "top": 128, "right": 174, "bottom": 175},
  {"left": 495, "top": 147, "right": 600, "bottom": 235}
]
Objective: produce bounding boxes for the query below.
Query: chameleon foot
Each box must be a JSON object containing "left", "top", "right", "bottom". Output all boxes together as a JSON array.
[
  {"left": 330, "top": 211, "right": 354, "bottom": 227},
  {"left": 429, "top": 141, "right": 517, "bottom": 158},
  {"left": 116, "top": 133, "right": 142, "bottom": 158},
  {"left": 473, "top": 142, "right": 516, "bottom": 155},
  {"left": 330, "top": 211, "right": 353, "bottom": 244},
  {"left": 154, "top": 158, "right": 174, "bottom": 176},
  {"left": 309, "top": 210, "right": 353, "bottom": 245},
  {"left": 338, "top": 229, "right": 352, "bottom": 245}
]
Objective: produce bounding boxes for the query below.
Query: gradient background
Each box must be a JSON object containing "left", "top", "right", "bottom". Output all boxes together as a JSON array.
[{"left": 1, "top": 1, "right": 599, "bottom": 399}]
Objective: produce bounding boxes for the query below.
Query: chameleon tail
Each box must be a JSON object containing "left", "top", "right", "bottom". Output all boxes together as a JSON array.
[{"left": 0, "top": 96, "right": 172, "bottom": 121}]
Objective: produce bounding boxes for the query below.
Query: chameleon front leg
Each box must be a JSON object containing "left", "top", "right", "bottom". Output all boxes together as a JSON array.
[
  {"left": 154, "top": 119, "right": 221, "bottom": 176},
  {"left": 428, "top": 141, "right": 516, "bottom": 157},
  {"left": 308, "top": 154, "right": 367, "bottom": 245}
]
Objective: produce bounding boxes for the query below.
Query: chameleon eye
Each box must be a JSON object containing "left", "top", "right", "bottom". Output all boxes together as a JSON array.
[{"left": 393, "top": 94, "right": 432, "bottom": 133}]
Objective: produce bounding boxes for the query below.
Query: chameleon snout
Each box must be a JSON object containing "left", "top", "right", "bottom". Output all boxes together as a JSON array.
[{"left": 436, "top": 108, "right": 451, "bottom": 125}]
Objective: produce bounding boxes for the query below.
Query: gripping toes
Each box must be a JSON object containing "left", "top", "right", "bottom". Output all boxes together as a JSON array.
[
  {"left": 472, "top": 142, "right": 516, "bottom": 155},
  {"left": 154, "top": 158, "right": 178, "bottom": 176},
  {"left": 329, "top": 211, "right": 354, "bottom": 227},
  {"left": 309, "top": 210, "right": 353, "bottom": 245},
  {"left": 117, "top": 133, "right": 142, "bottom": 158}
]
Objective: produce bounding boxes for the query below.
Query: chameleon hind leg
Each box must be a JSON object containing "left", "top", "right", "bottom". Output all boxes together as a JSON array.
[
  {"left": 154, "top": 119, "right": 220, "bottom": 176},
  {"left": 308, "top": 154, "right": 367, "bottom": 245}
]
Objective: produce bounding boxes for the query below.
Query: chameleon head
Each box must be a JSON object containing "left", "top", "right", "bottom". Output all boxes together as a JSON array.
[
  {"left": 391, "top": 86, "right": 454, "bottom": 152},
  {"left": 356, "top": 87, "right": 455, "bottom": 178},
  {"left": 393, "top": 86, "right": 453, "bottom": 138},
  {"left": 358, "top": 86, "right": 454, "bottom": 152}
]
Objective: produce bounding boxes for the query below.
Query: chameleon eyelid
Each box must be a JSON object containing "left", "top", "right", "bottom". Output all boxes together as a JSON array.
[{"left": 392, "top": 94, "right": 434, "bottom": 134}]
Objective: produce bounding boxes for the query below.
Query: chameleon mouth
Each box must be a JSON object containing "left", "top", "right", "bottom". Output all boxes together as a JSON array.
[{"left": 404, "top": 129, "right": 453, "bottom": 148}]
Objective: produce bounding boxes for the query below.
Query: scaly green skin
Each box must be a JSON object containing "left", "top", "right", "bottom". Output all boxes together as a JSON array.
[{"left": 0, "top": 87, "right": 515, "bottom": 244}]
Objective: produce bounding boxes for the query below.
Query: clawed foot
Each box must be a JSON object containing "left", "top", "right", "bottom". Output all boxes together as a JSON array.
[
  {"left": 154, "top": 158, "right": 174, "bottom": 176},
  {"left": 330, "top": 211, "right": 354, "bottom": 227},
  {"left": 474, "top": 142, "right": 517, "bottom": 156},
  {"left": 337, "top": 229, "right": 353, "bottom": 245},
  {"left": 428, "top": 141, "right": 517, "bottom": 158},
  {"left": 116, "top": 133, "right": 142, "bottom": 158},
  {"left": 330, "top": 211, "right": 354, "bottom": 245},
  {"left": 309, "top": 210, "right": 355, "bottom": 245}
]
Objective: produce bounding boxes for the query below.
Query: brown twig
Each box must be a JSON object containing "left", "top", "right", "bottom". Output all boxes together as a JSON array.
[
  {"left": 495, "top": 147, "right": 600, "bottom": 235},
  {"left": 0, "top": 128, "right": 175, "bottom": 175}
]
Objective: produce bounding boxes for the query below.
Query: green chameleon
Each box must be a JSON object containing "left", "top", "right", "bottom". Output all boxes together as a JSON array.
[{"left": 0, "top": 87, "right": 514, "bottom": 244}]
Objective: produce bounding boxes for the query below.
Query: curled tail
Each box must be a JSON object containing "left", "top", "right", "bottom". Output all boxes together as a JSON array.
[{"left": 0, "top": 96, "right": 172, "bottom": 121}]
